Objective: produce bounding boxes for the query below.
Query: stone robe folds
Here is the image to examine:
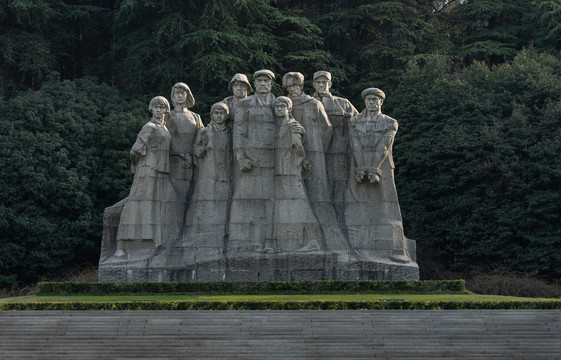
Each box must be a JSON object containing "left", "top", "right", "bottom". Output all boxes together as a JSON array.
[
  {"left": 274, "top": 117, "right": 321, "bottom": 252},
  {"left": 314, "top": 92, "right": 358, "bottom": 226},
  {"left": 168, "top": 107, "right": 203, "bottom": 205},
  {"left": 229, "top": 93, "right": 276, "bottom": 253},
  {"left": 345, "top": 111, "right": 410, "bottom": 262},
  {"left": 183, "top": 123, "right": 232, "bottom": 261},
  {"left": 290, "top": 93, "right": 348, "bottom": 253},
  {"left": 117, "top": 118, "right": 178, "bottom": 247}
]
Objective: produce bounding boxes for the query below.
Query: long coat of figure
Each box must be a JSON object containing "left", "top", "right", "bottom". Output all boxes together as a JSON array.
[
  {"left": 229, "top": 93, "right": 277, "bottom": 253},
  {"left": 345, "top": 110, "right": 410, "bottom": 262},
  {"left": 183, "top": 122, "right": 233, "bottom": 262},
  {"left": 274, "top": 116, "right": 322, "bottom": 252},
  {"left": 290, "top": 93, "right": 348, "bottom": 253},
  {"left": 168, "top": 107, "right": 203, "bottom": 205},
  {"left": 314, "top": 91, "right": 358, "bottom": 227},
  {"left": 117, "top": 118, "right": 178, "bottom": 247}
]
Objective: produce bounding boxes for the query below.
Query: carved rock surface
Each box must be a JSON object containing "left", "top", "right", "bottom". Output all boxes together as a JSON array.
[{"left": 99, "top": 78, "right": 419, "bottom": 282}]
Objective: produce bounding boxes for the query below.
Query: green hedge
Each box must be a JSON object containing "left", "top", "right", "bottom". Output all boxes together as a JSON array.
[
  {"left": 2, "top": 300, "right": 561, "bottom": 311},
  {"left": 37, "top": 280, "right": 466, "bottom": 295}
]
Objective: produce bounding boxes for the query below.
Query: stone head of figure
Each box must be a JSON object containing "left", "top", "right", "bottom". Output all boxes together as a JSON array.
[
  {"left": 361, "top": 88, "right": 385, "bottom": 115},
  {"left": 210, "top": 102, "right": 229, "bottom": 125},
  {"left": 148, "top": 96, "right": 170, "bottom": 120},
  {"left": 313, "top": 71, "right": 332, "bottom": 96},
  {"left": 171, "top": 82, "right": 196, "bottom": 108},
  {"left": 282, "top": 72, "right": 304, "bottom": 98},
  {"left": 253, "top": 69, "right": 275, "bottom": 95},
  {"left": 274, "top": 96, "right": 292, "bottom": 119},
  {"left": 229, "top": 73, "right": 253, "bottom": 100}
]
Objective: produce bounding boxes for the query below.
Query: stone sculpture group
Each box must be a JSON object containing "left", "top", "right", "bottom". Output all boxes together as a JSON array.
[{"left": 99, "top": 70, "right": 419, "bottom": 282}]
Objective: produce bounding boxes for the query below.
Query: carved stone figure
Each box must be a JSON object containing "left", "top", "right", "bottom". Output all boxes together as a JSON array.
[
  {"left": 273, "top": 96, "right": 321, "bottom": 252},
  {"left": 282, "top": 72, "right": 348, "bottom": 253},
  {"left": 168, "top": 83, "right": 204, "bottom": 207},
  {"left": 182, "top": 102, "right": 232, "bottom": 261},
  {"left": 313, "top": 71, "right": 359, "bottom": 227},
  {"left": 229, "top": 69, "right": 277, "bottom": 253},
  {"left": 345, "top": 88, "right": 412, "bottom": 263},
  {"left": 98, "top": 72, "right": 419, "bottom": 283},
  {"left": 114, "top": 96, "right": 178, "bottom": 258},
  {"left": 223, "top": 73, "right": 253, "bottom": 122}
]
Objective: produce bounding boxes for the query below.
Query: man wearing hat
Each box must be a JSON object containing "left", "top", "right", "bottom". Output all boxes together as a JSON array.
[
  {"left": 346, "top": 87, "right": 411, "bottom": 263},
  {"left": 312, "top": 71, "right": 359, "bottom": 225},
  {"left": 223, "top": 73, "right": 253, "bottom": 121},
  {"left": 282, "top": 72, "right": 349, "bottom": 253},
  {"left": 229, "top": 69, "right": 278, "bottom": 253}
]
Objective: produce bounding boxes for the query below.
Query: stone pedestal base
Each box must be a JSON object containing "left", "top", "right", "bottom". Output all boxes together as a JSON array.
[
  {"left": 99, "top": 201, "right": 419, "bottom": 283},
  {"left": 99, "top": 251, "right": 419, "bottom": 283}
]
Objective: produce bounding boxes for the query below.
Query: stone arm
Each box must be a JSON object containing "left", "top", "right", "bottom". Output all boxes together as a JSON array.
[
  {"left": 288, "top": 121, "right": 305, "bottom": 136},
  {"left": 170, "top": 148, "right": 193, "bottom": 169},
  {"left": 317, "top": 103, "right": 333, "bottom": 152},
  {"left": 346, "top": 100, "right": 359, "bottom": 118},
  {"left": 168, "top": 113, "right": 185, "bottom": 162},
  {"left": 194, "top": 127, "right": 208, "bottom": 159},
  {"left": 289, "top": 119, "right": 305, "bottom": 158},
  {"left": 169, "top": 112, "right": 204, "bottom": 168},
  {"left": 233, "top": 102, "right": 253, "bottom": 172},
  {"left": 370, "top": 118, "right": 398, "bottom": 172},
  {"left": 349, "top": 119, "right": 367, "bottom": 183},
  {"left": 129, "top": 123, "right": 154, "bottom": 174},
  {"left": 366, "top": 118, "right": 398, "bottom": 184}
]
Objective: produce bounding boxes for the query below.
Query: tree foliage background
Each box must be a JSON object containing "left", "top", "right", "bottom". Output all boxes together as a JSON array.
[{"left": 1, "top": 0, "right": 560, "bottom": 287}]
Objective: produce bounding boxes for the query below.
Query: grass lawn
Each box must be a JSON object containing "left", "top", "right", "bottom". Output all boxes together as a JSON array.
[{"left": 1, "top": 292, "right": 560, "bottom": 304}]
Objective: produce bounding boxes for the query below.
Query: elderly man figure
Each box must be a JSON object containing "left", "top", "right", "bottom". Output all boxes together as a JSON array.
[
  {"left": 345, "top": 88, "right": 412, "bottom": 263},
  {"left": 282, "top": 72, "right": 349, "bottom": 254},
  {"left": 229, "top": 69, "right": 278, "bottom": 253},
  {"left": 313, "top": 71, "right": 359, "bottom": 226},
  {"left": 223, "top": 73, "right": 253, "bottom": 122},
  {"left": 168, "top": 82, "right": 204, "bottom": 208}
]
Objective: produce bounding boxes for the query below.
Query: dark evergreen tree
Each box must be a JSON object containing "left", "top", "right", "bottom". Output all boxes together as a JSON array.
[
  {"left": 0, "top": 0, "right": 110, "bottom": 94},
  {"left": 105, "top": 0, "right": 330, "bottom": 115},
  {"left": 449, "top": 0, "right": 540, "bottom": 64},
  {"left": 537, "top": 0, "right": 561, "bottom": 50},
  {"left": 389, "top": 50, "right": 561, "bottom": 278},
  {"left": 0, "top": 77, "right": 144, "bottom": 287},
  {"left": 292, "top": 0, "right": 449, "bottom": 103}
]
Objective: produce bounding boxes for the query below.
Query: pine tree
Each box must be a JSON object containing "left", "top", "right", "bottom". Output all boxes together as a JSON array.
[{"left": 450, "top": 0, "right": 540, "bottom": 64}]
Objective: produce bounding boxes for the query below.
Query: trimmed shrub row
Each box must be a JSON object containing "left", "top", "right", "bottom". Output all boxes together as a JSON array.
[
  {"left": 2, "top": 300, "right": 560, "bottom": 311},
  {"left": 37, "top": 280, "right": 466, "bottom": 295}
]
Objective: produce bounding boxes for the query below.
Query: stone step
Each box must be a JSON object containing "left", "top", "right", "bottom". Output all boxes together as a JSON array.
[{"left": 1, "top": 310, "right": 560, "bottom": 359}]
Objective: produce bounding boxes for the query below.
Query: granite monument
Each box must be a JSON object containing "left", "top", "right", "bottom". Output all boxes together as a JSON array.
[{"left": 99, "top": 70, "right": 419, "bottom": 282}]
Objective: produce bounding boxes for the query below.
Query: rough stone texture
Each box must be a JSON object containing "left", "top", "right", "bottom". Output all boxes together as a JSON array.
[
  {"left": 223, "top": 73, "right": 252, "bottom": 122},
  {"left": 99, "top": 74, "right": 419, "bottom": 282},
  {"left": 313, "top": 71, "right": 359, "bottom": 239}
]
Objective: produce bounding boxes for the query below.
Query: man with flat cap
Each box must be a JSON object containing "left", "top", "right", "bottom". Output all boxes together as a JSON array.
[
  {"left": 223, "top": 73, "right": 253, "bottom": 122},
  {"left": 282, "top": 72, "right": 349, "bottom": 254},
  {"left": 313, "top": 71, "right": 359, "bottom": 227},
  {"left": 345, "top": 87, "right": 412, "bottom": 263},
  {"left": 229, "top": 69, "right": 279, "bottom": 253}
]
